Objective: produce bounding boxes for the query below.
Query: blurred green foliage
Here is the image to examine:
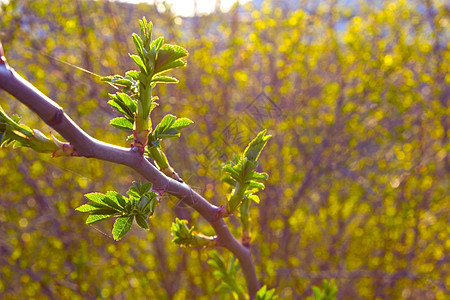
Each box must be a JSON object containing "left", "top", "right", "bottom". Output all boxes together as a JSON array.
[{"left": 0, "top": 0, "right": 449, "bottom": 298}]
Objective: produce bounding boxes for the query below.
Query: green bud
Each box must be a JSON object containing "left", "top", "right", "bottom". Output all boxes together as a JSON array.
[{"left": 28, "top": 129, "right": 59, "bottom": 153}]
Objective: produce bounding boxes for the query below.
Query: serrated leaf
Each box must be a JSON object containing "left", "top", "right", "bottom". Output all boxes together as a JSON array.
[
  {"left": 127, "top": 186, "right": 141, "bottom": 199},
  {"left": 151, "top": 76, "right": 179, "bottom": 84},
  {"left": 250, "top": 171, "right": 269, "bottom": 181},
  {"left": 129, "top": 54, "right": 147, "bottom": 74},
  {"left": 153, "top": 114, "right": 191, "bottom": 140},
  {"left": 75, "top": 203, "right": 106, "bottom": 212},
  {"left": 83, "top": 192, "right": 122, "bottom": 211},
  {"left": 153, "top": 59, "right": 186, "bottom": 76},
  {"left": 84, "top": 193, "right": 110, "bottom": 206},
  {"left": 87, "top": 208, "right": 120, "bottom": 215},
  {"left": 157, "top": 114, "right": 176, "bottom": 130},
  {"left": 110, "top": 79, "right": 133, "bottom": 87},
  {"left": 139, "top": 182, "right": 153, "bottom": 194},
  {"left": 116, "top": 93, "right": 136, "bottom": 111},
  {"left": 154, "top": 44, "right": 188, "bottom": 74},
  {"left": 86, "top": 213, "right": 117, "bottom": 224},
  {"left": 108, "top": 100, "right": 132, "bottom": 121},
  {"left": 112, "top": 216, "right": 134, "bottom": 241},
  {"left": 110, "top": 117, "right": 133, "bottom": 130},
  {"left": 135, "top": 214, "right": 149, "bottom": 229},
  {"left": 126, "top": 70, "right": 140, "bottom": 80},
  {"left": 132, "top": 33, "right": 144, "bottom": 59},
  {"left": 107, "top": 93, "right": 136, "bottom": 120},
  {"left": 223, "top": 164, "right": 241, "bottom": 180},
  {"left": 106, "top": 191, "right": 128, "bottom": 209},
  {"left": 100, "top": 196, "right": 122, "bottom": 211},
  {"left": 139, "top": 18, "right": 152, "bottom": 46},
  {"left": 156, "top": 128, "right": 179, "bottom": 139},
  {"left": 153, "top": 114, "right": 176, "bottom": 137},
  {"left": 243, "top": 129, "right": 271, "bottom": 163},
  {"left": 248, "top": 181, "right": 265, "bottom": 189},
  {"left": 172, "top": 117, "right": 193, "bottom": 129},
  {"left": 152, "top": 37, "right": 164, "bottom": 52}
]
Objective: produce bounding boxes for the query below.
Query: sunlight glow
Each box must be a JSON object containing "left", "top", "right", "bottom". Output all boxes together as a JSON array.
[{"left": 118, "top": 0, "right": 251, "bottom": 17}]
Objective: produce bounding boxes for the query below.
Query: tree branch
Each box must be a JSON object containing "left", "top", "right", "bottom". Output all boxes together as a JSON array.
[{"left": 0, "top": 46, "right": 259, "bottom": 297}]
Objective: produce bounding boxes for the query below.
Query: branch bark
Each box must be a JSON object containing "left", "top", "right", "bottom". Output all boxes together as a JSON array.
[{"left": 0, "top": 45, "right": 259, "bottom": 297}]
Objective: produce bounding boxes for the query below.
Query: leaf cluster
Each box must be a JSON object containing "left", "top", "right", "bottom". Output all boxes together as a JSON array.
[
  {"left": 102, "top": 17, "right": 188, "bottom": 134},
  {"left": 208, "top": 251, "right": 246, "bottom": 298},
  {"left": 102, "top": 17, "right": 187, "bottom": 89},
  {"left": 148, "top": 114, "right": 193, "bottom": 147},
  {"left": 256, "top": 285, "right": 278, "bottom": 300},
  {"left": 76, "top": 181, "right": 158, "bottom": 241},
  {"left": 101, "top": 18, "right": 192, "bottom": 171},
  {"left": 0, "top": 105, "right": 59, "bottom": 153},
  {"left": 222, "top": 130, "right": 271, "bottom": 213},
  {"left": 171, "top": 218, "right": 216, "bottom": 248},
  {"left": 306, "top": 279, "right": 338, "bottom": 300}
]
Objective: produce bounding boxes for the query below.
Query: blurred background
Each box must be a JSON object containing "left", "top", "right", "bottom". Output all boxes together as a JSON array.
[{"left": 0, "top": 0, "right": 449, "bottom": 298}]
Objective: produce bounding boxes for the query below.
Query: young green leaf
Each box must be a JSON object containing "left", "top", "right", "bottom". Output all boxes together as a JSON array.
[
  {"left": 312, "top": 286, "right": 322, "bottom": 299},
  {"left": 126, "top": 70, "right": 140, "bottom": 80},
  {"left": 132, "top": 33, "right": 145, "bottom": 60},
  {"left": 151, "top": 76, "right": 179, "bottom": 84},
  {"left": 248, "top": 194, "right": 260, "bottom": 204},
  {"left": 154, "top": 44, "right": 188, "bottom": 74},
  {"left": 171, "top": 218, "right": 215, "bottom": 247},
  {"left": 256, "top": 285, "right": 278, "bottom": 300},
  {"left": 222, "top": 164, "right": 241, "bottom": 182},
  {"left": 249, "top": 171, "right": 269, "bottom": 181},
  {"left": 110, "top": 117, "right": 133, "bottom": 130},
  {"left": 172, "top": 117, "right": 193, "bottom": 130},
  {"left": 135, "top": 214, "right": 149, "bottom": 230},
  {"left": 102, "top": 75, "right": 134, "bottom": 88},
  {"left": 75, "top": 203, "right": 107, "bottom": 213},
  {"left": 248, "top": 181, "right": 265, "bottom": 189},
  {"left": 151, "top": 37, "right": 164, "bottom": 53},
  {"left": 139, "top": 17, "right": 152, "bottom": 47},
  {"left": 112, "top": 216, "right": 134, "bottom": 241},
  {"left": 243, "top": 129, "right": 271, "bottom": 163},
  {"left": 127, "top": 186, "right": 141, "bottom": 199},
  {"left": 129, "top": 54, "right": 147, "bottom": 74},
  {"left": 139, "top": 182, "right": 153, "bottom": 194},
  {"left": 0, "top": 106, "right": 33, "bottom": 136},
  {"left": 110, "top": 79, "right": 133, "bottom": 87},
  {"left": 86, "top": 213, "right": 118, "bottom": 224},
  {"left": 153, "top": 59, "right": 186, "bottom": 77},
  {"left": 116, "top": 93, "right": 136, "bottom": 112},
  {"left": 107, "top": 100, "right": 130, "bottom": 119},
  {"left": 85, "top": 193, "right": 114, "bottom": 208},
  {"left": 105, "top": 191, "right": 128, "bottom": 209},
  {"left": 152, "top": 114, "right": 192, "bottom": 140},
  {"left": 208, "top": 251, "right": 245, "bottom": 296},
  {"left": 156, "top": 114, "right": 176, "bottom": 130}
]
